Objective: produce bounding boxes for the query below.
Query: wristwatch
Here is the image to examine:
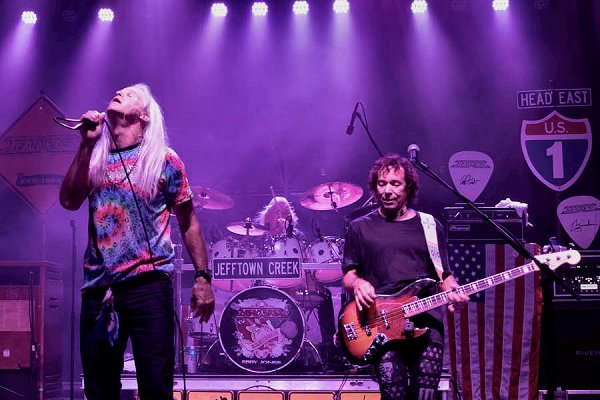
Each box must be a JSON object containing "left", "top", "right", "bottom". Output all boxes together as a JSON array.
[{"left": 194, "top": 269, "right": 212, "bottom": 283}]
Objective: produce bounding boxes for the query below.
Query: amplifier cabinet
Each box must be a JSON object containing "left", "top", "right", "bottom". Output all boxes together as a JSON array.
[
  {"left": 539, "top": 301, "right": 600, "bottom": 390},
  {"left": 445, "top": 207, "right": 525, "bottom": 242},
  {"left": 0, "top": 260, "right": 64, "bottom": 400},
  {"left": 553, "top": 250, "right": 600, "bottom": 299}
]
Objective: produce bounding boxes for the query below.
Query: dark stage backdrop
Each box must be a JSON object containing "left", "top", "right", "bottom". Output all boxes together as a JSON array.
[{"left": 0, "top": 0, "right": 598, "bottom": 393}]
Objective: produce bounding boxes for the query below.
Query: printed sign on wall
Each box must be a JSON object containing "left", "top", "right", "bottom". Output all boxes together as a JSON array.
[
  {"left": 0, "top": 96, "right": 78, "bottom": 214},
  {"left": 557, "top": 196, "right": 599, "bottom": 249},
  {"left": 448, "top": 151, "right": 494, "bottom": 202},
  {"left": 520, "top": 111, "right": 592, "bottom": 192}
]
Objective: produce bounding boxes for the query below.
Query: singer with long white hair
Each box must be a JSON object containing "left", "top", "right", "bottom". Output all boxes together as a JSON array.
[{"left": 60, "top": 83, "right": 215, "bottom": 400}]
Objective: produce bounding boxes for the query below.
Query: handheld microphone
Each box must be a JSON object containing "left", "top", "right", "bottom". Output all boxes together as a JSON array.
[
  {"left": 54, "top": 116, "right": 100, "bottom": 131},
  {"left": 408, "top": 144, "right": 420, "bottom": 163},
  {"left": 345, "top": 102, "right": 360, "bottom": 135}
]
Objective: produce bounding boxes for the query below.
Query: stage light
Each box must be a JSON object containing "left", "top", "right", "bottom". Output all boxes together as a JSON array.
[
  {"left": 98, "top": 8, "right": 114, "bottom": 22},
  {"left": 333, "top": 0, "right": 350, "bottom": 14},
  {"left": 21, "top": 11, "right": 37, "bottom": 24},
  {"left": 211, "top": 3, "right": 228, "bottom": 17},
  {"left": 293, "top": 1, "right": 309, "bottom": 15},
  {"left": 492, "top": 0, "right": 509, "bottom": 11},
  {"left": 252, "top": 2, "right": 268, "bottom": 16},
  {"left": 411, "top": 0, "right": 428, "bottom": 14}
]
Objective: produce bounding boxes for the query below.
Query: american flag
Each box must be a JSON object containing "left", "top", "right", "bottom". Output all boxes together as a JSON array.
[{"left": 444, "top": 243, "right": 542, "bottom": 400}]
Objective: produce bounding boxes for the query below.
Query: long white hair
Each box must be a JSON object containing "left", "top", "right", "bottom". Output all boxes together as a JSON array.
[
  {"left": 88, "top": 83, "right": 168, "bottom": 197},
  {"left": 255, "top": 196, "right": 299, "bottom": 234}
]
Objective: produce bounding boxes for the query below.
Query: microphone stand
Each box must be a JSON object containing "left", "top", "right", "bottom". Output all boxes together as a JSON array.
[
  {"left": 354, "top": 108, "right": 384, "bottom": 157},
  {"left": 69, "top": 220, "right": 77, "bottom": 400},
  {"left": 410, "top": 156, "right": 579, "bottom": 400}
]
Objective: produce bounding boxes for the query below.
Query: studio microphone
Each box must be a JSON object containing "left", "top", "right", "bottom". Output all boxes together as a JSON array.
[
  {"left": 54, "top": 116, "right": 101, "bottom": 131},
  {"left": 408, "top": 143, "right": 420, "bottom": 163},
  {"left": 345, "top": 102, "right": 360, "bottom": 135}
]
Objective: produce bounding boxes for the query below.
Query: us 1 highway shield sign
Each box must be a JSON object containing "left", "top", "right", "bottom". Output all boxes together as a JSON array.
[{"left": 520, "top": 111, "right": 592, "bottom": 191}]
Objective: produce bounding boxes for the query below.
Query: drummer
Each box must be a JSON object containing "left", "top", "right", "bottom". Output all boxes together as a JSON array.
[
  {"left": 255, "top": 196, "right": 300, "bottom": 237},
  {"left": 255, "top": 196, "right": 340, "bottom": 368}
]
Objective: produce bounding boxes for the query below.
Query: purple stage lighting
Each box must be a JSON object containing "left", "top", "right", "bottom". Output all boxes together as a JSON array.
[
  {"left": 293, "top": 1, "right": 309, "bottom": 15},
  {"left": 333, "top": 0, "right": 350, "bottom": 14},
  {"left": 211, "top": 3, "right": 228, "bottom": 17},
  {"left": 492, "top": 0, "right": 509, "bottom": 11},
  {"left": 21, "top": 11, "right": 37, "bottom": 24},
  {"left": 411, "top": 0, "right": 428, "bottom": 14},
  {"left": 252, "top": 2, "right": 268, "bottom": 16},
  {"left": 98, "top": 8, "right": 114, "bottom": 22}
]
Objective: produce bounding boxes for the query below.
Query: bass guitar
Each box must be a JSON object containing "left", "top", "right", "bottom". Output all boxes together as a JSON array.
[{"left": 338, "top": 250, "right": 580, "bottom": 366}]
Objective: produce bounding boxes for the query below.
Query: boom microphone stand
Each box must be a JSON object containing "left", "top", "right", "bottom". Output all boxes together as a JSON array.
[{"left": 408, "top": 147, "right": 579, "bottom": 400}]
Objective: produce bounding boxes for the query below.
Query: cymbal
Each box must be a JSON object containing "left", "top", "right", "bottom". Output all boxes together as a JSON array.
[
  {"left": 226, "top": 218, "right": 268, "bottom": 236},
  {"left": 300, "top": 182, "right": 364, "bottom": 210},
  {"left": 191, "top": 186, "right": 234, "bottom": 210}
]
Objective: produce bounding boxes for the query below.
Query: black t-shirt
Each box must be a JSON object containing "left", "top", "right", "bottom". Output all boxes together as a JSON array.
[{"left": 342, "top": 210, "right": 452, "bottom": 340}]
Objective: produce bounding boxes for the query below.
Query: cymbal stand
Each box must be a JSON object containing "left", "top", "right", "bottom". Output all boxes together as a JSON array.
[{"left": 296, "top": 271, "right": 324, "bottom": 369}]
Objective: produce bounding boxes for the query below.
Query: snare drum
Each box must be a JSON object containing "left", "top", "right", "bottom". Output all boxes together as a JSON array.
[
  {"left": 210, "top": 238, "right": 257, "bottom": 291},
  {"left": 308, "top": 237, "right": 344, "bottom": 283},
  {"left": 219, "top": 286, "right": 305, "bottom": 373},
  {"left": 265, "top": 236, "right": 306, "bottom": 288}
]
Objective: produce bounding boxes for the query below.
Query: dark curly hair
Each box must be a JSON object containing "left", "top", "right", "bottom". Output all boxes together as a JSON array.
[{"left": 368, "top": 154, "right": 419, "bottom": 206}]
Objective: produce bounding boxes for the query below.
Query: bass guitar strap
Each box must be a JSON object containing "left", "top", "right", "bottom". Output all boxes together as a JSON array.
[{"left": 419, "top": 211, "right": 445, "bottom": 282}]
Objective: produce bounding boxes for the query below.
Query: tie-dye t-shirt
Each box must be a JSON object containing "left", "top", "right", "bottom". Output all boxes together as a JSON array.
[{"left": 82, "top": 145, "right": 193, "bottom": 289}]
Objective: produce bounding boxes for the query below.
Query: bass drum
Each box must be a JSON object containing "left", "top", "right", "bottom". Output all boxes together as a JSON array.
[
  {"left": 219, "top": 286, "right": 305, "bottom": 373},
  {"left": 210, "top": 238, "right": 256, "bottom": 291}
]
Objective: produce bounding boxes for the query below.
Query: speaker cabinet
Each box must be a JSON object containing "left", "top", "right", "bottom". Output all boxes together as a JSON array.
[
  {"left": 540, "top": 300, "right": 600, "bottom": 390},
  {"left": 0, "top": 261, "right": 63, "bottom": 399}
]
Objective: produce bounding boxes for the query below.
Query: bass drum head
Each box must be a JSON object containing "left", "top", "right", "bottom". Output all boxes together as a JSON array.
[{"left": 219, "top": 286, "right": 305, "bottom": 373}]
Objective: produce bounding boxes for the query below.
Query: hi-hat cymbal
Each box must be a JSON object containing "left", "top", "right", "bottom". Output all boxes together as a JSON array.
[
  {"left": 300, "top": 182, "right": 364, "bottom": 210},
  {"left": 191, "top": 186, "right": 234, "bottom": 210},
  {"left": 226, "top": 218, "right": 268, "bottom": 236}
]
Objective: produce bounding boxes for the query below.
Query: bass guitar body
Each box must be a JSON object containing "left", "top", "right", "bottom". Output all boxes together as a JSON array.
[{"left": 338, "top": 279, "right": 436, "bottom": 366}]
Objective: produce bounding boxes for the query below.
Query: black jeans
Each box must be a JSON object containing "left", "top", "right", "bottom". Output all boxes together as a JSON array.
[
  {"left": 80, "top": 272, "right": 175, "bottom": 400},
  {"left": 374, "top": 331, "right": 444, "bottom": 400}
]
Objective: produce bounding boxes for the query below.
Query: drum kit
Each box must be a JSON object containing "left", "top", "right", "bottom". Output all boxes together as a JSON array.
[{"left": 181, "top": 182, "right": 367, "bottom": 374}]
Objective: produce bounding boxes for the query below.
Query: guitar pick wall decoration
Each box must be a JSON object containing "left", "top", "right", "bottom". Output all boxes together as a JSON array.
[
  {"left": 557, "top": 195, "right": 600, "bottom": 249},
  {"left": 449, "top": 151, "right": 494, "bottom": 202}
]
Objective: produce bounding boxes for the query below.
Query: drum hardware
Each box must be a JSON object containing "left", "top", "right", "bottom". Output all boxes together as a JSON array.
[
  {"left": 190, "top": 185, "right": 235, "bottom": 210},
  {"left": 299, "top": 181, "right": 364, "bottom": 211},
  {"left": 226, "top": 217, "right": 268, "bottom": 236},
  {"left": 346, "top": 195, "right": 379, "bottom": 221}
]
